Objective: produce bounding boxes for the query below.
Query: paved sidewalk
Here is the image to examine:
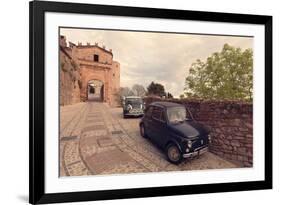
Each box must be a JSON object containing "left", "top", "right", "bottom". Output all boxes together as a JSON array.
[{"left": 60, "top": 102, "right": 238, "bottom": 176}]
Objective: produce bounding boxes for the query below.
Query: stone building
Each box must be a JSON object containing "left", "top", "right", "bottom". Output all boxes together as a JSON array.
[
  {"left": 59, "top": 35, "right": 120, "bottom": 106},
  {"left": 59, "top": 36, "right": 81, "bottom": 105}
]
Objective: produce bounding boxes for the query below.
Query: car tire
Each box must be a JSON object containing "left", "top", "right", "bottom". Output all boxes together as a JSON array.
[
  {"left": 166, "top": 143, "right": 183, "bottom": 164},
  {"left": 123, "top": 114, "right": 127, "bottom": 119},
  {"left": 140, "top": 123, "right": 148, "bottom": 138}
]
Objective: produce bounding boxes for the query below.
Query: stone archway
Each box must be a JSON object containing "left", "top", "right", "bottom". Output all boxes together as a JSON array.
[
  {"left": 59, "top": 37, "right": 120, "bottom": 106},
  {"left": 87, "top": 79, "right": 104, "bottom": 102},
  {"left": 80, "top": 67, "right": 108, "bottom": 103}
]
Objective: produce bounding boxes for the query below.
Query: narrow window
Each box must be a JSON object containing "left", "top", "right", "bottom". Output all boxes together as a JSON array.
[
  {"left": 152, "top": 107, "right": 162, "bottom": 121},
  {"left": 93, "top": 54, "right": 99, "bottom": 62}
]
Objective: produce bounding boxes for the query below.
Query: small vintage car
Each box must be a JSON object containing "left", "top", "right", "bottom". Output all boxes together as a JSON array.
[
  {"left": 122, "top": 96, "right": 145, "bottom": 118},
  {"left": 139, "top": 101, "right": 211, "bottom": 164}
]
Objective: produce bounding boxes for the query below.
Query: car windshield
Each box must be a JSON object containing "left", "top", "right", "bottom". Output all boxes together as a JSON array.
[
  {"left": 167, "top": 106, "right": 190, "bottom": 123},
  {"left": 125, "top": 98, "right": 142, "bottom": 104}
]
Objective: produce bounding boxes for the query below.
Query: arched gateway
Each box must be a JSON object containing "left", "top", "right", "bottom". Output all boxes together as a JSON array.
[
  {"left": 87, "top": 79, "right": 104, "bottom": 102},
  {"left": 59, "top": 36, "right": 120, "bottom": 107}
]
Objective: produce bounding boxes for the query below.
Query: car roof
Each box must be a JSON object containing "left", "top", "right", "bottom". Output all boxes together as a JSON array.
[{"left": 150, "top": 101, "right": 184, "bottom": 108}]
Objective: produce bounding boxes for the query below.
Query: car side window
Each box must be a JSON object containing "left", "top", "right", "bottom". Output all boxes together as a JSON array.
[{"left": 152, "top": 107, "right": 163, "bottom": 121}]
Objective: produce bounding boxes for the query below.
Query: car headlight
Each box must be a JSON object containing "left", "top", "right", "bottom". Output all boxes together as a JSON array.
[
  {"left": 208, "top": 134, "right": 212, "bottom": 143},
  {"left": 187, "top": 140, "right": 192, "bottom": 148},
  {"left": 126, "top": 104, "right": 132, "bottom": 110}
]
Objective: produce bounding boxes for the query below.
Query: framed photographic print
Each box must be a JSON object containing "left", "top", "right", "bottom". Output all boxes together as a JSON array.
[{"left": 29, "top": 0, "right": 272, "bottom": 204}]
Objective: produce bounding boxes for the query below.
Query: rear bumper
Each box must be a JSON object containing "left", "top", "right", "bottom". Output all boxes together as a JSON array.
[
  {"left": 124, "top": 113, "right": 144, "bottom": 116},
  {"left": 183, "top": 146, "right": 208, "bottom": 158}
]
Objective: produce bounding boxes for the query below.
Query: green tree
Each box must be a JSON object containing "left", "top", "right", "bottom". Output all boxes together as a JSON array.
[
  {"left": 147, "top": 81, "right": 166, "bottom": 97},
  {"left": 166, "top": 92, "right": 173, "bottom": 99},
  {"left": 179, "top": 94, "right": 185, "bottom": 99},
  {"left": 184, "top": 44, "right": 253, "bottom": 101}
]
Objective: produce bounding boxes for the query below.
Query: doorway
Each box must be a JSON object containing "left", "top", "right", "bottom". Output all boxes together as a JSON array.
[{"left": 87, "top": 80, "right": 104, "bottom": 102}]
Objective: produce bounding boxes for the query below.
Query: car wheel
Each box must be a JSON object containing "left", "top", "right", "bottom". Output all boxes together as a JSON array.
[
  {"left": 166, "top": 143, "right": 183, "bottom": 164},
  {"left": 123, "top": 114, "right": 127, "bottom": 119},
  {"left": 140, "top": 123, "right": 148, "bottom": 138}
]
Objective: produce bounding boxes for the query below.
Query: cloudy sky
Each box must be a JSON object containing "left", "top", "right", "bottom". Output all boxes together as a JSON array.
[{"left": 61, "top": 28, "right": 253, "bottom": 97}]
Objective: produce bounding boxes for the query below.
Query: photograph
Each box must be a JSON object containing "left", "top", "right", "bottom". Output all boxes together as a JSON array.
[
  {"left": 59, "top": 27, "right": 253, "bottom": 177},
  {"left": 29, "top": 1, "right": 272, "bottom": 203}
]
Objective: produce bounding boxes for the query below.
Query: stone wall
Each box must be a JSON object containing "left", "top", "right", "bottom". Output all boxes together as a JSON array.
[
  {"left": 75, "top": 46, "right": 113, "bottom": 64},
  {"left": 144, "top": 97, "right": 253, "bottom": 167},
  {"left": 110, "top": 61, "right": 121, "bottom": 107},
  {"left": 59, "top": 48, "right": 81, "bottom": 106}
]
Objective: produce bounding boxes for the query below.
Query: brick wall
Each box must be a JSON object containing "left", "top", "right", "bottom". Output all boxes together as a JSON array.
[{"left": 144, "top": 97, "right": 253, "bottom": 167}]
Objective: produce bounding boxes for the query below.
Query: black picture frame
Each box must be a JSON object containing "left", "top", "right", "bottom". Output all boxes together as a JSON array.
[{"left": 29, "top": 1, "right": 272, "bottom": 204}]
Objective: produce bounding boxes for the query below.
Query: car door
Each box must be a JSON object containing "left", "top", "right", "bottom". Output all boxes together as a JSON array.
[
  {"left": 150, "top": 107, "right": 168, "bottom": 146},
  {"left": 143, "top": 106, "right": 154, "bottom": 137}
]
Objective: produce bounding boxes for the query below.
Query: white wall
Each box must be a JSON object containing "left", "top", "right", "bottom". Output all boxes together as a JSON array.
[{"left": 0, "top": 0, "right": 279, "bottom": 204}]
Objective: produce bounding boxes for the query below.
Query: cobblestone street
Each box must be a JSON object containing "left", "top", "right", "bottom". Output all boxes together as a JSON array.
[{"left": 60, "top": 102, "right": 238, "bottom": 176}]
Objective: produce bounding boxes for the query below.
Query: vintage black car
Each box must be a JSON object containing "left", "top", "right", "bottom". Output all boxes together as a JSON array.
[
  {"left": 122, "top": 96, "right": 145, "bottom": 118},
  {"left": 139, "top": 101, "right": 211, "bottom": 164}
]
